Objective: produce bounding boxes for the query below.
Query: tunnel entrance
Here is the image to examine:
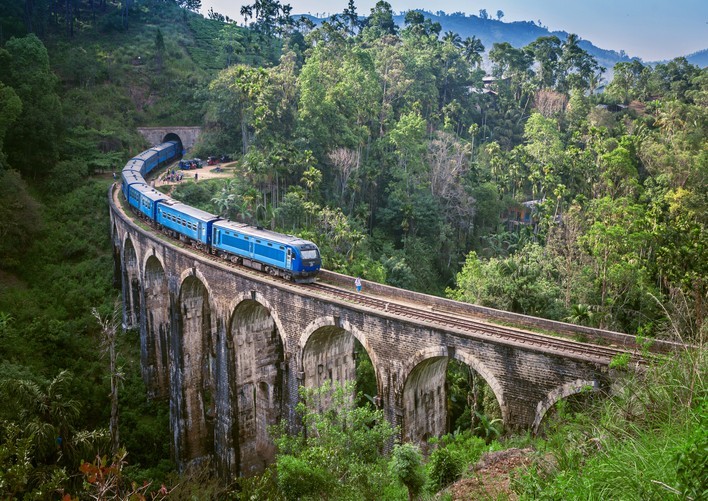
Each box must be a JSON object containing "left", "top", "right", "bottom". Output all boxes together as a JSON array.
[{"left": 163, "top": 132, "right": 183, "bottom": 155}]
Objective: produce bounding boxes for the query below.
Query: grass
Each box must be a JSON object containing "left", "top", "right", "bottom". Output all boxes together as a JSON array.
[{"left": 512, "top": 347, "right": 706, "bottom": 500}]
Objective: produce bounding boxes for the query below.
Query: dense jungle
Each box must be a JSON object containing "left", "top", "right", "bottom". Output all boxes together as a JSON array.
[{"left": 0, "top": 0, "right": 705, "bottom": 498}]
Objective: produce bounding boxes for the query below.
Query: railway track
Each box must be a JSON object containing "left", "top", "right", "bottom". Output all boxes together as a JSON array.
[{"left": 114, "top": 187, "right": 644, "bottom": 365}]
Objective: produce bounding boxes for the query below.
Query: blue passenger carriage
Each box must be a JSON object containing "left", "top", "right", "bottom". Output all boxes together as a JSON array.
[
  {"left": 126, "top": 184, "right": 169, "bottom": 221},
  {"left": 156, "top": 201, "right": 220, "bottom": 249},
  {"left": 133, "top": 149, "right": 160, "bottom": 176},
  {"left": 121, "top": 169, "right": 144, "bottom": 199},
  {"left": 152, "top": 141, "right": 179, "bottom": 165}
]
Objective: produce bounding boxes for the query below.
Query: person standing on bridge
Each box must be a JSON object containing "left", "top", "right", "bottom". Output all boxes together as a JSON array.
[{"left": 355, "top": 276, "right": 362, "bottom": 293}]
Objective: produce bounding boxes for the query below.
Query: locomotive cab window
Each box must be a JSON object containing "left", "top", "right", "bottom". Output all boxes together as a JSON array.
[{"left": 301, "top": 249, "right": 318, "bottom": 259}]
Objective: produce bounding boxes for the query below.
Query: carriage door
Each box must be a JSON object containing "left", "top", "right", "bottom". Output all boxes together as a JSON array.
[{"left": 286, "top": 248, "right": 292, "bottom": 269}]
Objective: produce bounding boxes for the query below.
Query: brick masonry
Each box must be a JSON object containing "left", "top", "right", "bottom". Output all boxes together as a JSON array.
[{"left": 110, "top": 187, "right": 618, "bottom": 478}]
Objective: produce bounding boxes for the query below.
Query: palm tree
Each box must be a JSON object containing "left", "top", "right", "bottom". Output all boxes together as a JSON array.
[
  {"left": 0, "top": 370, "right": 83, "bottom": 461},
  {"left": 462, "top": 36, "right": 485, "bottom": 68},
  {"left": 473, "top": 411, "right": 503, "bottom": 444},
  {"left": 442, "top": 31, "right": 462, "bottom": 48}
]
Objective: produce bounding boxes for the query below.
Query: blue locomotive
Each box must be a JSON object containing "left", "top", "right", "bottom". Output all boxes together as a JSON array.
[{"left": 120, "top": 141, "right": 321, "bottom": 283}]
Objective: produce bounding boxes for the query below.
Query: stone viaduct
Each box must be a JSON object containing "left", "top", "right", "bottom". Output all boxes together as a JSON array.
[
  {"left": 110, "top": 184, "right": 652, "bottom": 479},
  {"left": 110, "top": 128, "right": 658, "bottom": 479}
]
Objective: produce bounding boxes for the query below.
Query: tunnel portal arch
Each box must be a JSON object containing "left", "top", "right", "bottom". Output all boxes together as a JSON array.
[{"left": 163, "top": 132, "right": 183, "bottom": 153}]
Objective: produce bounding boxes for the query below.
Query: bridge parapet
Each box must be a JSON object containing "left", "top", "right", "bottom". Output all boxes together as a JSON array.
[{"left": 318, "top": 270, "right": 679, "bottom": 353}]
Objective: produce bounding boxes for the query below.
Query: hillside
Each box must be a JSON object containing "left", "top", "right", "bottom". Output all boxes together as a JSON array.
[{"left": 685, "top": 48, "right": 708, "bottom": 67}]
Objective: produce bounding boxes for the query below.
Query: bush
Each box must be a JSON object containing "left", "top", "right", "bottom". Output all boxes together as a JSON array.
[
  {"left": 389, "top": 443, "right": 427, "bottom": 499},
  {"left": 428, "top": 446, "right": 463, "bottom": 491},
  {"left": 675, "top": 398, "right": 708, "bottom": 500},
  {"left": 276, "top": 454, "right": 333, "bottom": 500}
]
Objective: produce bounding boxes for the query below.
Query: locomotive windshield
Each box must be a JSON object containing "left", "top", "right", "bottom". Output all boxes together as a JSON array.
[{"left": 301, "top": 249, "right": 319, "bottom": 260}]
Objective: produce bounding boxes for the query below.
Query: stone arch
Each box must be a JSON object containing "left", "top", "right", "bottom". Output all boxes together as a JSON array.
[
  {"left": 173, "top": 274, "right": 216, "bottom": 467},
  {"left": 122, "top": 236, "right": 141, "bottom": 329},
  {"left": 532, "top": 379, "right": 599, "bottom": 434},
  {"left": 400, "top": 346, "right": 448, "bottom": 384},
  {"left": 178, "top": 266, "right": 216, "bottom": 304},
  {"left": 112, "top": 221, "right": 122, "bottom": 290},
  {"left": 453, "top": 351, "right": 507, "bottom": 425},
  {"left": 400, "top": 348, "right": 507, "bottom": 445},
  {"left": 223, "top": 298, "right": 285, "bottom": 477},
  {"left": 300, "top": 317, "right": 381, "bottom": 398},
  {"left": 226, "top": 291, "right": 288, "bottom": 353},
  {"left": 143, "top": 254, "right": 170, "bottom": 399}
]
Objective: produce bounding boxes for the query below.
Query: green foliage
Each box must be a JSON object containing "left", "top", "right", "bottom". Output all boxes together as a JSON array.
[
  {"left": 1, "top": 34, "right": 62, "bottom": 177},
  {"left": 513, "top": 350, "right": 707, "bottom": 500},
  {"left": 427, "top": 445, "right": 463, "bottom": 491},
  {"left": 276, "top": 454, "right": 334, "bottom": 500},
  {"left": 675, "top": 399, "right": 708, "bottom": 500},
  {"left": 272, "top": 381, "right": 398, "bottom": 499},
  {"left": 426, "top": 432, "right": 488, "bottom": 492},
  {"left": 448, "top": 243, "right": 565, "bottom": 319},
  {"left": 609, "top": 352, "right": 630, "bottom": 370},
  {"left": 389, "top": 443, "right": 427, "bottom": 500},
  {"left": 0, "top": 169, "right": 41, "bottom": 269}
]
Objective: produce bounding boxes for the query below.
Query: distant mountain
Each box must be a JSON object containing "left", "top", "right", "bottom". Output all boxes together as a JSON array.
[
  {"left": 391, "top": 11, "right": 638, "bottom": 72},
  {"left": 684, "top": 48, "right": 708, "bottom": 68},
  {"left": 296, "top": 10, "right": 707, "bottom": 72}
]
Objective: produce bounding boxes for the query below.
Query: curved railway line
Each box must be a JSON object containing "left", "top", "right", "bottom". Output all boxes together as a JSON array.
[{"left": 114, "top": 184, "right": 655, "bottom": 366}]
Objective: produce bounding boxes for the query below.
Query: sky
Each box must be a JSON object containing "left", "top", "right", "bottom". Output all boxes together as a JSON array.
[{"left": 199, "top": 0, "right": 708, "bottom": 61}]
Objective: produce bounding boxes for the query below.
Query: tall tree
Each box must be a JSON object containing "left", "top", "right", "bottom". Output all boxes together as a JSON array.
[
  {"left": 1, "top": 34, "right": 62, "bottom": 178},
  {"left": 361, "top": 1, "right": 397, "bottom": 39},
  {"left": 528, "top": 36, "right": 561, "bottom": 88},
  {"left": 462, "top": 36, "right": 485, "bottom": 68}
]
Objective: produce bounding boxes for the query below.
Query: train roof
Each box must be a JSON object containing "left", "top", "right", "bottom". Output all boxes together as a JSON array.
[
  {"left": 160, "top": 202, "right": 220, "bottom": 223},
  {"left": 132, "top": 184, "right": 170, "bottom": 202},
  {"left": 133, "top": 150, "right": 157, "bottom": 161},
  {"left": 123, "top": 159, "right": 144, "bottom": 172},
  {"left": 152, "top": 142, "right": 176, "bottom": 152},
  {"left": 213, "top": 219, "right": 317, "bottom": 248},
  {"left": 121, "top": 170, "right": 144, "bottom": 185}
]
